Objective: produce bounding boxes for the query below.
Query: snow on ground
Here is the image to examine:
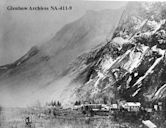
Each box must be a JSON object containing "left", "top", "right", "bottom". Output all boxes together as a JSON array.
[
  {"left": 133, "top": 56, "right": 163, "bottom": 87},
  {"left": 123, "top": 45, "right": 149, "bottom": 73},
  {"left": 132, "top": 48, "right": 165, "bottom": 97},
  {"left": 101, "top": 56, "right": 114, "bottom": 72},
  {"left": 94, "top": 71, "right": 104, "bottom": 88},
  {"left": 132, "top": 88, "right": 141, "bottom": 97},
  {"left": 152, "top": 19, "right": 166, "bottom": 34},
  {"left": 112, "top": 37, "right": 130, "bottom": 50},
  {"left": 101, "top": 47, "right": 132, "bottom": 72},
  {"left": 151, "top": 45, "right": 165, "bottom": 55},
  {"left": 110, "top": 49, "right": 133, "bottom": 70},
  {"left": 154, "top": 84, "right": 166, "bottom": 99}
]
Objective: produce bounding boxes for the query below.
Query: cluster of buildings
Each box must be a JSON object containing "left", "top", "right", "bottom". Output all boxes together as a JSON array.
[{"left": 73, "top": 100, "right": 166, "bottom": 118}]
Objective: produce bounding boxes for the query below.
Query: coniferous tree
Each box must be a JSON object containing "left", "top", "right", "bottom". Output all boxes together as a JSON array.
[
  {"left": 53, "top": 101, "right": 57, "bottom": 106},
  {"left": 57, "top": 101, "right": 61, "bottom": 107},
  {"left": 78, "top": 101, "right": 81, "bottom": 105},
  {"left": 74, "top": 101, "right": 78, "bottom": 105}
]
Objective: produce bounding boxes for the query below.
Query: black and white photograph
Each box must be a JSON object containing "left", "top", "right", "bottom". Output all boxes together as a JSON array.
[{"left": 0, "top": 0, "right": 166, "bottom": 127}]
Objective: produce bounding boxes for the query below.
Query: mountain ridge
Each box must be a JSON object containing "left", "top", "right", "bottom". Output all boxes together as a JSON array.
[
  {"left": 0, "top": 9, "right": 124, "bottom": 107},
  {"left": 65, "top": 2, "right": 166, "bottom": 105}
]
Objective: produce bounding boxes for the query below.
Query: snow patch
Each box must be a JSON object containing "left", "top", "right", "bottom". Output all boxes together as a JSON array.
[
  {"left": 151, "top": 45, "right": 165, "bottom": 55},
  {"left": 94, "top": 71, "right": 104, "bottom": 88},
  {"left": 132, "top": 88, "right": 141, "bottom": 97},
  {"left": 101, "top": 48, "right": 132, "bottom": 73},
  {"left": 133, "top": 50, "right": 165, "bottom": 87},
  {"left": 123, "top": 45, "right": 149, "bottom": 73},
  {"left": 154, "top": 84, "right": 166, "bottom": 99},
  {"left": 102, "top": 56, "right": 114, "bottom": 72},
  {"left": 134, "top": 72, "right": 138, "bottom": 77},
  {"left": 126, "top": 76, "right": 132, "bottom": 89},
  {"left": 112, "top": 37, "right": 130, "bottom": 45}
]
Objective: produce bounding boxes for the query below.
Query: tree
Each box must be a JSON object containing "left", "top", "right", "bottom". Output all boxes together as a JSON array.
[
  {"left": 57, "top": 101, "right": 61, "bottom": 107},
  {"left": 53, "top": 101, "right": 57, "bottom": 106},
  {"left": 74, "top": 101, "right": 78, "bottom": 105},
  {"left": 74, "top": 100, "right": 81, "bottom": 105},
  {"left": 103, "top": 97, "right": 108, "bottom": 104},
  {"left": 78, "top": 101, "right": 81, "bottom": 105}
]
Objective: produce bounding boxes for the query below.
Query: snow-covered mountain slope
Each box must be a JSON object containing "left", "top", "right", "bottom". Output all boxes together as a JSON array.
[
  {"left": 0, "top": 9, "right": 123, "bottom": 107},
  {"left": 1, "top": 2, "right": 166, "bottom": 107},
  {"left": 66, "top": 2, "right": 166, "bottom": 104}
]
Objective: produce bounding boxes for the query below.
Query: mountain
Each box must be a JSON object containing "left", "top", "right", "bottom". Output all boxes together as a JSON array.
[
  {"left": 0, "top": 9, "right": 123, "bottom": 107},
  {"left": 66, "top": 2, "right": 166, "bottom": 105},
  {"left": 2, "top": 2, "right": 166, "bottom": 110}
]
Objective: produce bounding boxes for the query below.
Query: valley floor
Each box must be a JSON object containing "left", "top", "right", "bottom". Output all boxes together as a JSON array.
[{"left": 0, "top": 107, "right": 140, "bottom": 128}]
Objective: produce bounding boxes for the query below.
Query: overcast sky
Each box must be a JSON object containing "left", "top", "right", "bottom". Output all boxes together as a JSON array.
[{"left": 0, "top": 0, "right": 127, "bottom": 65}]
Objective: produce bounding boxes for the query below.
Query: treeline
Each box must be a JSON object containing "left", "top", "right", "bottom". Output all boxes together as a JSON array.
[
  {"left": 46, "top": 100, "right": 62, "bottom": 107},
  {"left": 74, "top": 101, "right": 81, "bottom": 105},
  {"left": 74, "top": 99, "right": 108, "bottom": 105}
]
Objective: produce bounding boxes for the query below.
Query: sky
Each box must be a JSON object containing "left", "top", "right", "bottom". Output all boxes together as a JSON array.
[{"left": 0, "top": 0, "right": 127, "bottom": 65}]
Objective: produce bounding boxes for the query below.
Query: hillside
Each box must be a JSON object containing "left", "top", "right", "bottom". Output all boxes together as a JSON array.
[
  {"left": 0, "top": 9, "right": 123, "bottom": 107},
  {"left": 66, "top": 2, "right": 166, "bottom": 105}
]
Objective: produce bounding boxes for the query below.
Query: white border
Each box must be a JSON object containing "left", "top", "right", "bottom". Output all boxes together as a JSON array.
[{"left": 85, "top": 0, "right": 166, "bottom": 2}]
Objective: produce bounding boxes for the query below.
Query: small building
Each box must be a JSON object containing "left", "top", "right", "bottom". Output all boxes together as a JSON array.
[
  {"left": 153, "top": 101, "right": 163, "bottom": 111},
  {"left": 101, "top": 104, "right": 110, "bottom": 111},
  {"left": 153, "top": 84, "right": 166, "bottom": 118},
  {"left": 111, "top": 104, "right": 118, "bottom": 109},
  {"left": 122, "top": 102, "right": 141, "bottom": 112},
  {"left": 145, "top": 108, "right": 153, "bottom": 113},
  {"left": 80, "top": 104, "right": 110, "bottom": 116},
  {"left": 72, "top": 104, "right": 83, "bottom": 110}
]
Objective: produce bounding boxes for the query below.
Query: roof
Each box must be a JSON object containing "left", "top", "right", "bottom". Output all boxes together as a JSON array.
[
  {"left": 123, "top": 102, "right": 141, "bottom": 107},
  {"left": 142, "top": 120, "right": 157, "bottom": 128}
]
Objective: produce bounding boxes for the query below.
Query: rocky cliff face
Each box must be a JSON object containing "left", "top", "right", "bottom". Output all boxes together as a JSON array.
[
  {"left": 67, "top": 2, "right": 166, "bottom": 105},
  {"left": 1, "top": 2, "right": 166, "bottom": 107}
]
